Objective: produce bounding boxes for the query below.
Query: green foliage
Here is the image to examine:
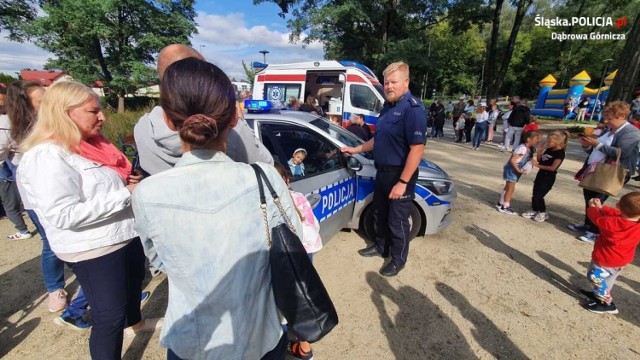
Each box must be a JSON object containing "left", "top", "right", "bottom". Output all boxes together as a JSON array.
[
  {"left": 242, "top": 60, "right": 255, "bottom": 87},
  {"left": 20, "top": 0, "right": 196, "bottom": 110},
  {"left": 102, "top": 109, "right": 146, "bottom": 142},
  {"left": 0, "top": 0, "right": 37, "bottom": 40},
  {"left": 0, "top": 72, "right": 17, "bottom": 85},
  {"left": 255, "top": 0, "right": 638, "bottom": 99}
]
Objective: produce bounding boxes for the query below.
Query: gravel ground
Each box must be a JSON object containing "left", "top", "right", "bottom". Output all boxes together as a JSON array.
[{"left": 2, "top": 127, "right": 640, "bottom": 359}]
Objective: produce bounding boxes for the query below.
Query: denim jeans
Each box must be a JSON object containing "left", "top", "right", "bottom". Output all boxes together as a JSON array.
[
  {"left": 1, "top": 180, "right": 27, "bottom": 232},
  {"left": 27, "top": 210, "right": 90, "bottom": 317},
  {"left": 472, "top": 122, "right": 488, "bottom": 148},
  {"left": 69, "top": 238, "right": 145, "bottom": 360},
  {"left": 27, "top": 210, "right": 64, "bottom": 293},
  {"left": 505, "top": 126, "right": 523, "bottom": 150}
]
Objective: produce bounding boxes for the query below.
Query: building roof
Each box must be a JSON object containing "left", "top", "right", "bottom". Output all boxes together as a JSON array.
[{"left": 19, "top": 70, "right": 65, "bottom": 86}]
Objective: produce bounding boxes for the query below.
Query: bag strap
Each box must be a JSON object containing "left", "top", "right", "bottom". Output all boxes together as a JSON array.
[
  {"left": 615, "top": 148, "right": 622, "bottom": 165},
  {"left": 250, "top": 164, "right": 297, "bottom": 244},
  {"left": 251, "top": 164, "right": 272, "bottom": 246}
]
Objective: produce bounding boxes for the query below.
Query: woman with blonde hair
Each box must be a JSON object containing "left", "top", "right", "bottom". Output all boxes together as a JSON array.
[{"left": 17, "top": 81, "right": 160, "bottom": 359}]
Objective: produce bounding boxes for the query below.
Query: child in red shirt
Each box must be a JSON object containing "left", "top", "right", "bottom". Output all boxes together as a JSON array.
[
  {"left": 581, "top": 192, "right": 640, "bottom": 314},
  {"left": 523, "top": 116, "right": 539, "bottom": 133}
]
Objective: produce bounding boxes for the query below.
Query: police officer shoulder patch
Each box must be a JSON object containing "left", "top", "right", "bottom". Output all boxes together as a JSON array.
[{"left": 409, "top": 96, "right": 421, "bottom": 107}]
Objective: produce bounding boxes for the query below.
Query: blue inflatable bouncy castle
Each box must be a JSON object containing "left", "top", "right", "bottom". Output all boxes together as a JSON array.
[{"left": 531, "top": 70, "right": 617, "bottom": 121}]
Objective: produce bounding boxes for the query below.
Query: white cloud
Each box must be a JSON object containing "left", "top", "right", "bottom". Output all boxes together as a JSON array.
[
  {"left": 0, "top": 10, "right": 325, "bottom": 83},
  {"left": 193, "top": 11, "right": 324, "bottom": 80},
  {"left": 0, "top": 36, "right": 53, "bottom": 76}
]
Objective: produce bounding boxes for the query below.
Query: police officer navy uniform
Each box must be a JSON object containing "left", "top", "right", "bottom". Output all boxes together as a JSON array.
[{"left": 341, "top": 61, "right": 426, "bottom": 277}]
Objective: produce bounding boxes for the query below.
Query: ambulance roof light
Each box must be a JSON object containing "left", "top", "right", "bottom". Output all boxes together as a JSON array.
[{"left": 338, "top": 60, "right": 377, "bottom": 79}]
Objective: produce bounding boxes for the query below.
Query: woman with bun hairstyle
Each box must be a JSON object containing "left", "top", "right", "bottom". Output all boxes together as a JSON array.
[
  {"left": 132, "top": 57, "right": 302, "bottom": 360},
  {"left": 16, "top": 81, "right": 160, "bottom": 359}
]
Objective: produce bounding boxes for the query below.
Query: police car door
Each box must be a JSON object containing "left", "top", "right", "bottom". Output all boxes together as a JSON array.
[{"left": 258, "top": 121, "right": 356, "bottom": 242}]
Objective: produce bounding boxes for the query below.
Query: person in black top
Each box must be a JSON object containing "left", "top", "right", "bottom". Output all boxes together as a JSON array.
[
  {"left": 576, "top": 97, "right": 590, "bottom": 122},
  {"left": 432, "top": 100, "right": 446, "bottom": 138},
  {"left": 345, "top": 113, "right": 370, "bottom": 141},
  {"left": 341, "top": 61, "right": 426, "bottom": 277},
  {"left": 521, "top": 130, "right": 569, "bottom": 222},
  {"left": 299, "top": 95, "right": 322, "bottom": 114}
]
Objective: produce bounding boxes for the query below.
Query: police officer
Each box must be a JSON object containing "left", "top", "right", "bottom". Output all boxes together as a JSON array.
[{"left": 342, "top": 61, "right": 426, "bottom": 277}]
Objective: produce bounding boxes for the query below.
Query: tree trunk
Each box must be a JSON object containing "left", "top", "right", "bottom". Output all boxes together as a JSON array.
[
  {"left": 556, "top": 0, "right": 587, "bottom": 70},
  {"left": 381, "top": 0, "right": 397, "bottom": 54},
  {"left": 117, "top": 91, "right": 125, "bottom": 113},
  {"left": 485, "top": 0, "right": 504, "bottom": 99},
  {"left": 607, "top": 15, "right": 640, "bottom": 103},
  {"left": 491, "top": 0, "right": 533, "bottom": 98}
]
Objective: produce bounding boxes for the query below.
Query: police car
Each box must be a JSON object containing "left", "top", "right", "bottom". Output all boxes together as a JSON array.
[{"left": 244, "top": 100, "right": 456, "bottom": 242}]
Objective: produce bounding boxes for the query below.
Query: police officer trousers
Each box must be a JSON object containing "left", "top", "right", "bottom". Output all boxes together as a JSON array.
[{"left": 372, "top": 166, "right": 418, "bottom": 268}]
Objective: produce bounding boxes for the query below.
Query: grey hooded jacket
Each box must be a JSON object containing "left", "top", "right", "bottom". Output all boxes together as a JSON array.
[{"left": 134, "top": 106, "right": 274, "bottom": 175}]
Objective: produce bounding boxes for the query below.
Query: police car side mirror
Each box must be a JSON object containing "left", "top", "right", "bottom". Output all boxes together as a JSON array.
[{"left": 347, "top": 156, "right": 363, "bottom": 171}]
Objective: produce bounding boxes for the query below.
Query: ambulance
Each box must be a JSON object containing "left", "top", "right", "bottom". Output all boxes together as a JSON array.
[{"left": 252, "top": 60, "right": 386, "bottom": 130}]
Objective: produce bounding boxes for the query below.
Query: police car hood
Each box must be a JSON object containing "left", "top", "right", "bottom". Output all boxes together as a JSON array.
[{"left": 418, "top": 159, "right": 449, "bottom": 180}]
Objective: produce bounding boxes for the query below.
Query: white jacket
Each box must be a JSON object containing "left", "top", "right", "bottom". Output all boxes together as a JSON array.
[{"left": 17, "top": 142, "right": 137, "bottom": 255}]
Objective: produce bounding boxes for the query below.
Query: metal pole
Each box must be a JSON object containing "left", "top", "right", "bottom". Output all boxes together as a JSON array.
[
  {"left": 259, "top": 50, "right": 270, "bottom": 63},
  {"left": 590, "top": 58, "right": 613, "bottom": 121}
]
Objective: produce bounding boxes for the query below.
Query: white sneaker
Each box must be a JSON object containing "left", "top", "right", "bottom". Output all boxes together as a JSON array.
[
  {"left": 533, "top": 212, "right": 550, "bottom": 222},
  {"left": 578, "top": 232, "right": 597, "bottom": 243},
  {"left": 498, "top": 206, "right": 516, "bottom": 215},
  {"left": 48, "top": 289, "right": 68, "bottom": 313},
  {"left": 124, "top": 317, "right": 164, "bottom": 337},
  {"left": 7, "top": 230, "right": 33, "bottom": 240},
  {"left": 521, "top": 211, "right": 537, "bottom": 219},
  {"left": 567, "top": 223, "right": 589, "bottom": 231}
]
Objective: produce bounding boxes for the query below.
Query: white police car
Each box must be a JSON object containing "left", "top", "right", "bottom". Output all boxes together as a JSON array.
[{"left": 244, "top": 100, "right": 456, "bottom": 242}]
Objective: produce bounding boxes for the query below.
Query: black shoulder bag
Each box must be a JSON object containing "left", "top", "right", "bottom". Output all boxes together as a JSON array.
[{"left": 250, "top": 164, "right": 339, "bottom": 343}]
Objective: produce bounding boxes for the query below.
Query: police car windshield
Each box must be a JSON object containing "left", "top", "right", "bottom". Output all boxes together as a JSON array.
[{"left": 310, "top": 118, "right": 374, "bottom": 160}]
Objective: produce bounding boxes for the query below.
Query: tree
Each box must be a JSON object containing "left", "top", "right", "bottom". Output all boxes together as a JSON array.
[
  {"left": 0, "top": 72, "right": 17, "bottom": 85},
  {"left": 485, "top": 0, "right": 533, "bottom": 99},
  {"left": 21, "top": 0, "right": 197, "bottom": 112},
  {"left": 608, "top": 15, "right": 640, "bottom": 103},
  {"left": 242, "top": 60, "right": 255, "bottom": 87},
  {"left": 0, "top": 0, "right": 37, "bottom": 39}
]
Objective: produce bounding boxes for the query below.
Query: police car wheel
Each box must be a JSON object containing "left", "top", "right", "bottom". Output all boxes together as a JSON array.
[{"left": 362, "top": 203, "right": 423, "bottom": 241}]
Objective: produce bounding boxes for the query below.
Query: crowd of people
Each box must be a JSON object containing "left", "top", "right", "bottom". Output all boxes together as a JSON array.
[{"left": 1, "top": 44, "right": 640, "bottom": 358}]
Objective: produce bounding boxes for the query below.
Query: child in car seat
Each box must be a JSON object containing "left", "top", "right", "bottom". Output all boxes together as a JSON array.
[
  {"left": 274, "top": 163, "right": 322, "bottom": 360},
  {"left": 288, "top": 148, "right": 307, "bottom": 177}
]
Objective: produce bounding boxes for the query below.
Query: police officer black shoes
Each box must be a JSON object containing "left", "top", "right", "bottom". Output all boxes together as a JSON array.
[
  {"left": 358, "top": 246, "right": 384, "bottom": 258},
  {"left": 379, "top": 262, "right": 405, "bottom": 277}
]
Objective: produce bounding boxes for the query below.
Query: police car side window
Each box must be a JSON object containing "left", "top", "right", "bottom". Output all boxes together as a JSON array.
[
  {"left": 261, "top": 123, "right": 344, "bottom": 180},
  {"left": 350, "top": 84, "right": 377, "bottom": 112}
]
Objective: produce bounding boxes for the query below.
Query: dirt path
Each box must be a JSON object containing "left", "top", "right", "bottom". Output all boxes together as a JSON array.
[{"left": 2, "top": 129, "right": 640, "bottom": 359}]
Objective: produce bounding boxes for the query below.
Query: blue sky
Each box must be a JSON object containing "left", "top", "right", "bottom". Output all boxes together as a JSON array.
[{"left": 0, "top": 0, "right": 324, "bottom": 81}]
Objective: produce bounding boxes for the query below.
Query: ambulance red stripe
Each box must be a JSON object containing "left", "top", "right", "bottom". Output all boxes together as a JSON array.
[{"left": 256, "top": 74, "right": 306, "bottom": 82}]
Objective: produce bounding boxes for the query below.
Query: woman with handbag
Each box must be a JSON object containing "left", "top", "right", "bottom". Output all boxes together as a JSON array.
[
  {"left": 570, "top": 101, "right": 640, "bottom": 243},
  {"left": 131, "top": 57, "right": 303, "bottom": 360}
]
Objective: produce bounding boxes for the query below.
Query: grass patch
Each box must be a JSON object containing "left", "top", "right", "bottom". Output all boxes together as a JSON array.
[{"left": 102, "top": 108, "right": 149, "bottom": 145}]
